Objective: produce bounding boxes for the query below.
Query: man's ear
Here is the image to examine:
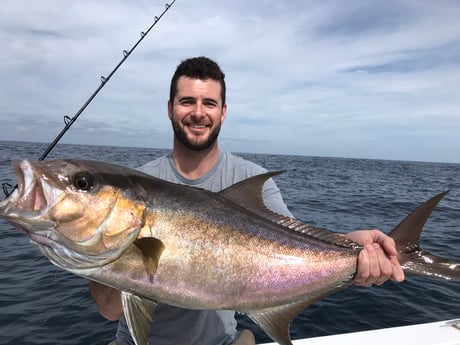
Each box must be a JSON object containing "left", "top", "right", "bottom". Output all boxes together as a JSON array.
[
  {"left": 221, "top": 104, "right": 227, "bottom": 123},
  {"left": 168, "top": 100, "right": 173, "bottom": 120}
]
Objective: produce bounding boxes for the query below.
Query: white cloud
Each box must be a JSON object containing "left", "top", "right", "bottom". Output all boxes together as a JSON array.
[{"left": 0, "top": 0, "right": 459, "bottom": 163}]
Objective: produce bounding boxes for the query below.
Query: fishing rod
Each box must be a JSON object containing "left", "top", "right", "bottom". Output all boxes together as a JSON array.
[{"left": 2, "top": 1, "right": 176, "bottom": 197}]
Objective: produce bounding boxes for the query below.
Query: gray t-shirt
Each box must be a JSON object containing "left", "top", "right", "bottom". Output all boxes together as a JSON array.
[{"left": 115, "top": 151, "right": 292, "bottom": 345}]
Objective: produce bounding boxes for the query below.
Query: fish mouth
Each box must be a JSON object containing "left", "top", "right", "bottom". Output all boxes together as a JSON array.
[
  {"left": 13, "top": 160, "right": 48, "bottom": 211},
  {"left": 0, "top": 161, "right": 73, "bottom": 265},
  {"left": 0, "top": 160, "right": 56, "bottom": 234},
  {"left": 0, "top": 160, "right": 46, "bottom": 211}
]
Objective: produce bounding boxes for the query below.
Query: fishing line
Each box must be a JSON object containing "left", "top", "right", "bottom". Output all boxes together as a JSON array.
[{"left": 2, "top": 1, "right": 176, "bottom": 198}]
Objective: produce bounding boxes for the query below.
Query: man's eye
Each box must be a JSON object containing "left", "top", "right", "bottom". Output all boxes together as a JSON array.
[{"left": 179, "top": 100, "right": 194, "bottom": 106}]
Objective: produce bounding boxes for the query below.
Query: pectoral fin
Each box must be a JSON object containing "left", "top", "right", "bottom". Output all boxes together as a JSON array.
[
  {"left": 135, "top": 238, "right": 165, "bottom": 281},
  {"left": 121, "top": 291, "right": 157, "bottom": 345}
]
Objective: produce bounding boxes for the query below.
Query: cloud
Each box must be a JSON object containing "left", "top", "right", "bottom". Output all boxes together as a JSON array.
[{"left": 0, "top": 0, "right": 459, "bottom": 163}]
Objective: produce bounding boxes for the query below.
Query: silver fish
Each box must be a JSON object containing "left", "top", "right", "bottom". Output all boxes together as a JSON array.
[{"left": 0, "top": 158, "right": 459, "bottom": 345}]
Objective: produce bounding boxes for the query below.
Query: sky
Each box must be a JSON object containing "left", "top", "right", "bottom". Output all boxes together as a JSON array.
[{"left": 0, "top": 0, "right": 459, "bottom": 163}]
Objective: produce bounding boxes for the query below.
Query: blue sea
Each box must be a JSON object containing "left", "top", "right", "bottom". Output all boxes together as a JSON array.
[{"left": 0, "top": 140, "right": 459, "bottom": 344}]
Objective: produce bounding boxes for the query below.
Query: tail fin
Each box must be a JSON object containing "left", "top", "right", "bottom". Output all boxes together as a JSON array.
[{"left": 389, "top": 191, "right": 460, "bottom": 281}]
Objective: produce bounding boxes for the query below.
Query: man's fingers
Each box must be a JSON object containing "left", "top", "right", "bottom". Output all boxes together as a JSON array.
[
  {"left": 354, "top": 247, "right": 373, "bottom": 287},
  {"left": 390, "top": 256, "right": 405, "bottom": 282},
  {"left": 353, "top": 244, "right": 393, "bottom": 286},
  {"left": 373, "top": 243, "right": 393, "bottom": 285}
]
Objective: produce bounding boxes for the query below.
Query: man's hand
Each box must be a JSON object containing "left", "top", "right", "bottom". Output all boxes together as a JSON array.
[
  {"left": 346, "top": 229, "right": 405, "bottom": 287},
  {"left": 89, "top": 281, "right": 123, "bottom": 321}
]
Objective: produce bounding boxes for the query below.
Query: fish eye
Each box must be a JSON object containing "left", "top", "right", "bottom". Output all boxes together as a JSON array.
[{"left": 72, "top": 172, "right": 95, "bottom": 191}]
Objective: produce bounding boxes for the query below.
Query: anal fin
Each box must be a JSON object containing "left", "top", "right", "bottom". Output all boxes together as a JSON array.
[{"left": 247, "top": 284, "right": 349, "bottom": 345}]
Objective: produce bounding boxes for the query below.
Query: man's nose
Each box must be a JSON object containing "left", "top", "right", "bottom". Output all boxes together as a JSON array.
[{"left": 191, "top": 101, "right": 204, "bottom": 117}]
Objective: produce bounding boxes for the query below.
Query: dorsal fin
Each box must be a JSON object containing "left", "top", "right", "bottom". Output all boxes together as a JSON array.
[
  {"left": 218, "top": 171, "right": 285, "bottom": 215},
  {"left": 219, "top": 172, "right": 357, "bottom": 248},
  {"left": 273, "top": 217, "right": 360, "bottom": 249}
]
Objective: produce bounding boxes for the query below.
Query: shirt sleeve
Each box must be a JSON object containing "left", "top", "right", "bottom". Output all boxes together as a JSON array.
[{"left": 262, "top": 178, "right": 294, "bottom": 218}]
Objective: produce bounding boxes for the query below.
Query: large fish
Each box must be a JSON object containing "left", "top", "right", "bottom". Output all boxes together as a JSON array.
[{"left": 0, "top": 159, "right": 459, "bottom": 345}]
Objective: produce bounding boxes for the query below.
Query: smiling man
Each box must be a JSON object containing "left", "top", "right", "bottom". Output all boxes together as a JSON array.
[
  {"left": 171, "top": 75, "right": 225, "bottom": 150},
  {"left": 89, "top": 56, "right": 404, "bottom": 345},
  {"left": 168, "top": 62, "right": 227, "bottom": 179}
]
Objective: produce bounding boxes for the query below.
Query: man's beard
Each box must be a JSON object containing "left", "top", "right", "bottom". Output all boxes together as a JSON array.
[{"left": 172, "top": 120, "right": 222, "bottom": 151}]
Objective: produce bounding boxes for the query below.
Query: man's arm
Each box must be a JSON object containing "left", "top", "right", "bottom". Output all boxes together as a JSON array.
[{"left": 89, "top": 281, "right": 123, "bottom": 321}]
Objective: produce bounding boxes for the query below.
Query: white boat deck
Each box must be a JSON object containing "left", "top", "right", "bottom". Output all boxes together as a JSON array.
[{"left": 260, "top": 319, "right": 460, "bottom": 345}]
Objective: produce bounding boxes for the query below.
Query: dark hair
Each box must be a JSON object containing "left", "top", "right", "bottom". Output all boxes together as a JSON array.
[{"left": 169, "top": 56, "right": 226, "bottom": 105}]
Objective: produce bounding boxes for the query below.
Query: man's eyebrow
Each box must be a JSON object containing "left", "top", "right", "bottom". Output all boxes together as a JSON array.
[
  {"left": 203, "top": 97, "right": 219, "bottom": 104},
  {"left": 177, "top": 96, "right": 195, "bottom": 102}
]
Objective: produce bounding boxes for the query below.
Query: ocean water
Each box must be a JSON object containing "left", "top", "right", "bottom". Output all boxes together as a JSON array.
[{"left": 0, "top": 140, "right": 459, "bottom": 344}]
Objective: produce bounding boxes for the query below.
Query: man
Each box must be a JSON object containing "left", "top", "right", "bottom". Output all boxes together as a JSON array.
[{"left": 90, "top": 56, "right": 405, "bottom": 345}]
